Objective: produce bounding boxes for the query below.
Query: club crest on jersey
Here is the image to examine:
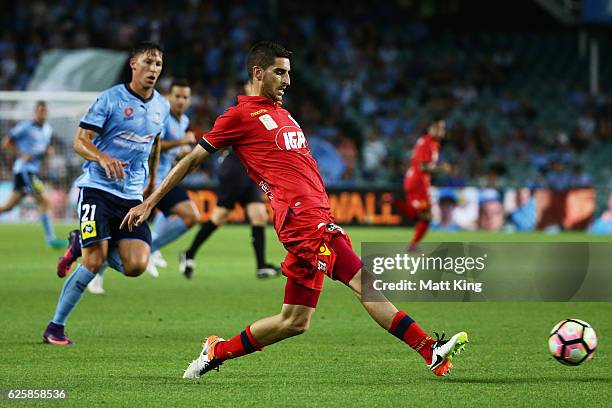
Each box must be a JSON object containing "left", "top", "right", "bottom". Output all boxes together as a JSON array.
[
  {"left": 275, "top": 126, "right": 310, "bottom": 155},
  {"left": 259, "top": 114, "right": 278, "bottom": 130},
  {"left": 124, "top": 107, "right": 134, "bottom": 119}
]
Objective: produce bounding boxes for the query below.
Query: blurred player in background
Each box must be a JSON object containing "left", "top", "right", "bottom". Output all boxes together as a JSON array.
[
  {"left": 179, "top": 80, "right": 280, "bottom": 280},
  {"left": 145, "top": 79, "right": 199, "bottom": 278},
  {"left": 44, "top": 41, "right": 169, "bottom": 344},
  {"left": 0, "top": 101, "right": 65, "bottom": 248},
  {"left": 122, "top": 42, "right": 467, "bottom": 378},
  {"left": 394, "top": 117, "right": 449, "bottom": 250}
]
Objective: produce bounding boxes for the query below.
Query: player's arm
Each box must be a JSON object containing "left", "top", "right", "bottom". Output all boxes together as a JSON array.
[
  {"left": 121, "top": 144, "right": 210, "bottom": 231},
  {"left": 420, "top": 162, "right": 450, "bottom": 173},
  {"left": 144, "top": 134, "right": 161, "bottom": 198},
  {"left": 160, "top": 130, "right": 194, "bottom": 152},
  {"left": 73, "top": 127, "right": 128, "bottom": 179},
  {"left": 2, "top": 137, "right": 20, "bottom": 157}
]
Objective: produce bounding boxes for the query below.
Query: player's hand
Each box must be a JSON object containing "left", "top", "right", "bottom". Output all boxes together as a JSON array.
[
  {"left": 20, "top": 154, "right": 33, "bottom": 162},
  {"left": 182, "top": 131, "right": 195, "bottom": 145},
  {"left": 439, "top": 162, "right": 451, "bottom": 173},
  {"left": 120, "top": 201, "right": 153, "bottom": 232},
  {"left": 98, "top": 153, "right": 128, "bottom": 179}
]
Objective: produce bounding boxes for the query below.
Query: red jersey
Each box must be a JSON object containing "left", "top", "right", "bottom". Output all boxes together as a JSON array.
[
  {"left": 199, "top": 96, "right": 333, "bottom": 243},
  {"left": 403, "top": 134, "right": 439, "bottom": 191}
]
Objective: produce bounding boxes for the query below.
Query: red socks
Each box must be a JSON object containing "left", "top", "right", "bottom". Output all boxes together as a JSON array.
[
  {"left": 388, "top": 311, "right": 433, "bottom": 363},
  {"left": 214, "top": 326, "right": 263, "bottom": 362},
  {"left": 411, "top": 220, "right": 429, "bottom": 245}
]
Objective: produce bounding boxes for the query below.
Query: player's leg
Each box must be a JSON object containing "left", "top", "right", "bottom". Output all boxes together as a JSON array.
[
  {"left": 179, "top": 205, "right": 230, "bottom": 279},
  {"left": 43, "top": 240, "right": 108, "bottom": 345},
  {"left": 118, "top": 239, "right": 151, "bottom": 277},
  {"left": 148, "top": 193, "right": 199, "bottom": 277},
  {"left": 410, "top": 207, "right": 431, "bottom": 251},
  {"left": 245, "top": 201, "right": 280, "bottom": 278},
  {"left": 151, "top": 188, "right": 199, "bottom": 252},
  {"left": 149, "top": 211, "right": 168, "bottom": 268},
  {"left": 183, "top": 278, "right": 318, "bottom": 379},
  {"left": 330, "top": 235, "right": 467, "bottom": 375},
  {"left": 0, "top": 190, "right": 24, "bottom": 213},
  {"left": 32, "top": 188, "right": 64, "bottom": 248},
  {"left": 402, "top": 189, "right": 431, "bottom": 251}
]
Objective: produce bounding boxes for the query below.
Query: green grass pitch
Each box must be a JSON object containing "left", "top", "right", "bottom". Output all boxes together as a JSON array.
[{"left": 0, "top": 224, "right": 611, "bottom": 407}]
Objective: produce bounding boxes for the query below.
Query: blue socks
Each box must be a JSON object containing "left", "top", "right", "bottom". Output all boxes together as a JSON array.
[
  {"left": 51, "top": 264, "right": 95, "bottom": 325},
  {"left": 40, "top": 212, "right": 56, "bottom": 243},
  {"left": 151, "top": 217, "right": 188, "bottom": 251}
]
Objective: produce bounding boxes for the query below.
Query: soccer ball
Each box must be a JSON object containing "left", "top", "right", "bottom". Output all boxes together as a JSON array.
[{"left": 548, "top": 319, "right": 597, "bottom": 366}]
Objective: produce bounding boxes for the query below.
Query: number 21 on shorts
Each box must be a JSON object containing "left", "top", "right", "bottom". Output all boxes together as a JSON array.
[{"left": 80, "top": 203, "right": 97, "bottom": 239}]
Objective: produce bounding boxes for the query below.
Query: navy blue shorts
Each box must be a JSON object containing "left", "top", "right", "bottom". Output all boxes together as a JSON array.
[
  {"left": 14, "top": 171, "right": 44, "bottom": 195},
  {"left": 155, "top": 186, "right": 190, "bottom": 216},
  {"left": 216, "top": 154, "right": 263, "bottom": 209},
  {"left": 77, "top": 187, "right": 151, "bottom": 248}
]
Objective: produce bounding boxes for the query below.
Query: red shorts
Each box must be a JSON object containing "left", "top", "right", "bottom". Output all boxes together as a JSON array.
[
  {"left": 282, "top": 223, "right": 363, "bottom": 308},
  {"left": 404, "top": 188, "right": 431, "bottom": 213}
]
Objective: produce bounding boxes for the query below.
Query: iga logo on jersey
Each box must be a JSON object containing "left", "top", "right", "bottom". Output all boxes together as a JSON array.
[
  {"left": 124, "top": 107, "right": 134, "bottom": 119},
  {"left": 275, "top": 126, "right": 310, "bottom": 154}
]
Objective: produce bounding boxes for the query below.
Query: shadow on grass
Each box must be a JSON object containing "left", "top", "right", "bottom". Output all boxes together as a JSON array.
[{"left": 444, "top": 376, "right": 612, "bottom": 384}]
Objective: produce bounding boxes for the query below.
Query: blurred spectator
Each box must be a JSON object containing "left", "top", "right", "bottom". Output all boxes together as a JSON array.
[
  {"left": 478, "top": 189, "right": 504, "bottom": 231},
  {"left": 431, "top": 190, "right": 461, "bottom": 231},
  {"left": 361, "top": 127, "right": 388, "bottom": 180},
  {"left": 546, "top": 160, "right": 570, "bottom": 192},
  {"left": 567, "top": 164, "right": 592, "bottom": 189},
  {"left": 510, "top": 188, "right": 537, "bottom": 231},
  {"left": 441, "top": 162, "right": 466, "bottom": 187},
  {"left": 589, "top": 191, "right": 612, "bottom": 235}
]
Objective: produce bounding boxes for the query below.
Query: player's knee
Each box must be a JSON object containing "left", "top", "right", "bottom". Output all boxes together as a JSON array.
[
  {"left": 37, "top": 196, "right": 49, "bottom": 211},
  {"left": 250, "top": 211, "right": 267, "bottom": 226},
  {"left": 281, "top": 314, "right": 310, "bottom": 336},
  {"left": 419, "top": 210, "right": 432, "bottom": 221},
  {"left": 82, "top": 253, "right": 106, "bottom": 273},
  {"left": 182, "top": 210, "right": 199, "bottom": 228},
  {"left": 123, "top": 257, "right": 148, "bottom": 277},
  {"left": 211, "top": 211, "right": 228, "bottom": 226}
]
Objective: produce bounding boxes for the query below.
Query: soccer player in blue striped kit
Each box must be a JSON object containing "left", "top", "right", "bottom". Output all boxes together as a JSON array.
[
  {"left": 0, "top": 101, "right": 64, "bottom": 248},
  {"left": 43, "top": 41, "right": 169, "bottom": 345}
]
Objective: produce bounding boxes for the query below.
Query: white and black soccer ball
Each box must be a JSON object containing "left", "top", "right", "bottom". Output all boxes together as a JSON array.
[{"left": 548, "top": 319, "right": 597, "bottom": 366}]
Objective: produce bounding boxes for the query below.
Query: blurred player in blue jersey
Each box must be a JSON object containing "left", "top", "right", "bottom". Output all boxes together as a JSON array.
[
  {"left": 145, "top": 79, "right": 200, "bottom": 278},
  {"left": 0, "top": 101, "right": 65, "bottom": 248},
  {"left": 43, "top": 41, "right": 169, "bottom": 345}
]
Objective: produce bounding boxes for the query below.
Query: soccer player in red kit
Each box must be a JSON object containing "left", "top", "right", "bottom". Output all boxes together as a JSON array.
[
  {"left": 121, "top": 42, "right": 468, "bottom": 378},
  {"left": 395, "top": 118, "right": 449, "bottom": 251}
]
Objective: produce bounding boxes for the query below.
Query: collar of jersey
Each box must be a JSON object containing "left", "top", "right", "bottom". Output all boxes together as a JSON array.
[
  {"left": 237, "top": 95, "right": 278, "bottom": 106},
  {"left": 124, "top": 83, "right": 154, "bottom": 103}
]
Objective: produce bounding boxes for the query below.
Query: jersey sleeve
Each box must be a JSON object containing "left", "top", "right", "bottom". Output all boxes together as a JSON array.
[
  {"left": 8, "top": 121, "right": 27, "bottom": 141},
  {"left": 80, "top": 91, "right": 112, "bottom": 134},
  {"left": 198, "top": 107, "right": 243, "bottom": 153}
]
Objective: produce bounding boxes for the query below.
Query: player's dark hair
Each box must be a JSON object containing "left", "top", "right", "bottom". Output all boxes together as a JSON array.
[
  {"left": 130, "top": 41, "right": 164, "bottom": 58},
  {"left": 35, "top": 100, "right": 47, "bottom": 108},
  {"left": 246, "top": 41, "right": 292, "bottom": 79},
  {"left": 170, "top": 79, "right": 190, "bottom": 90}
]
